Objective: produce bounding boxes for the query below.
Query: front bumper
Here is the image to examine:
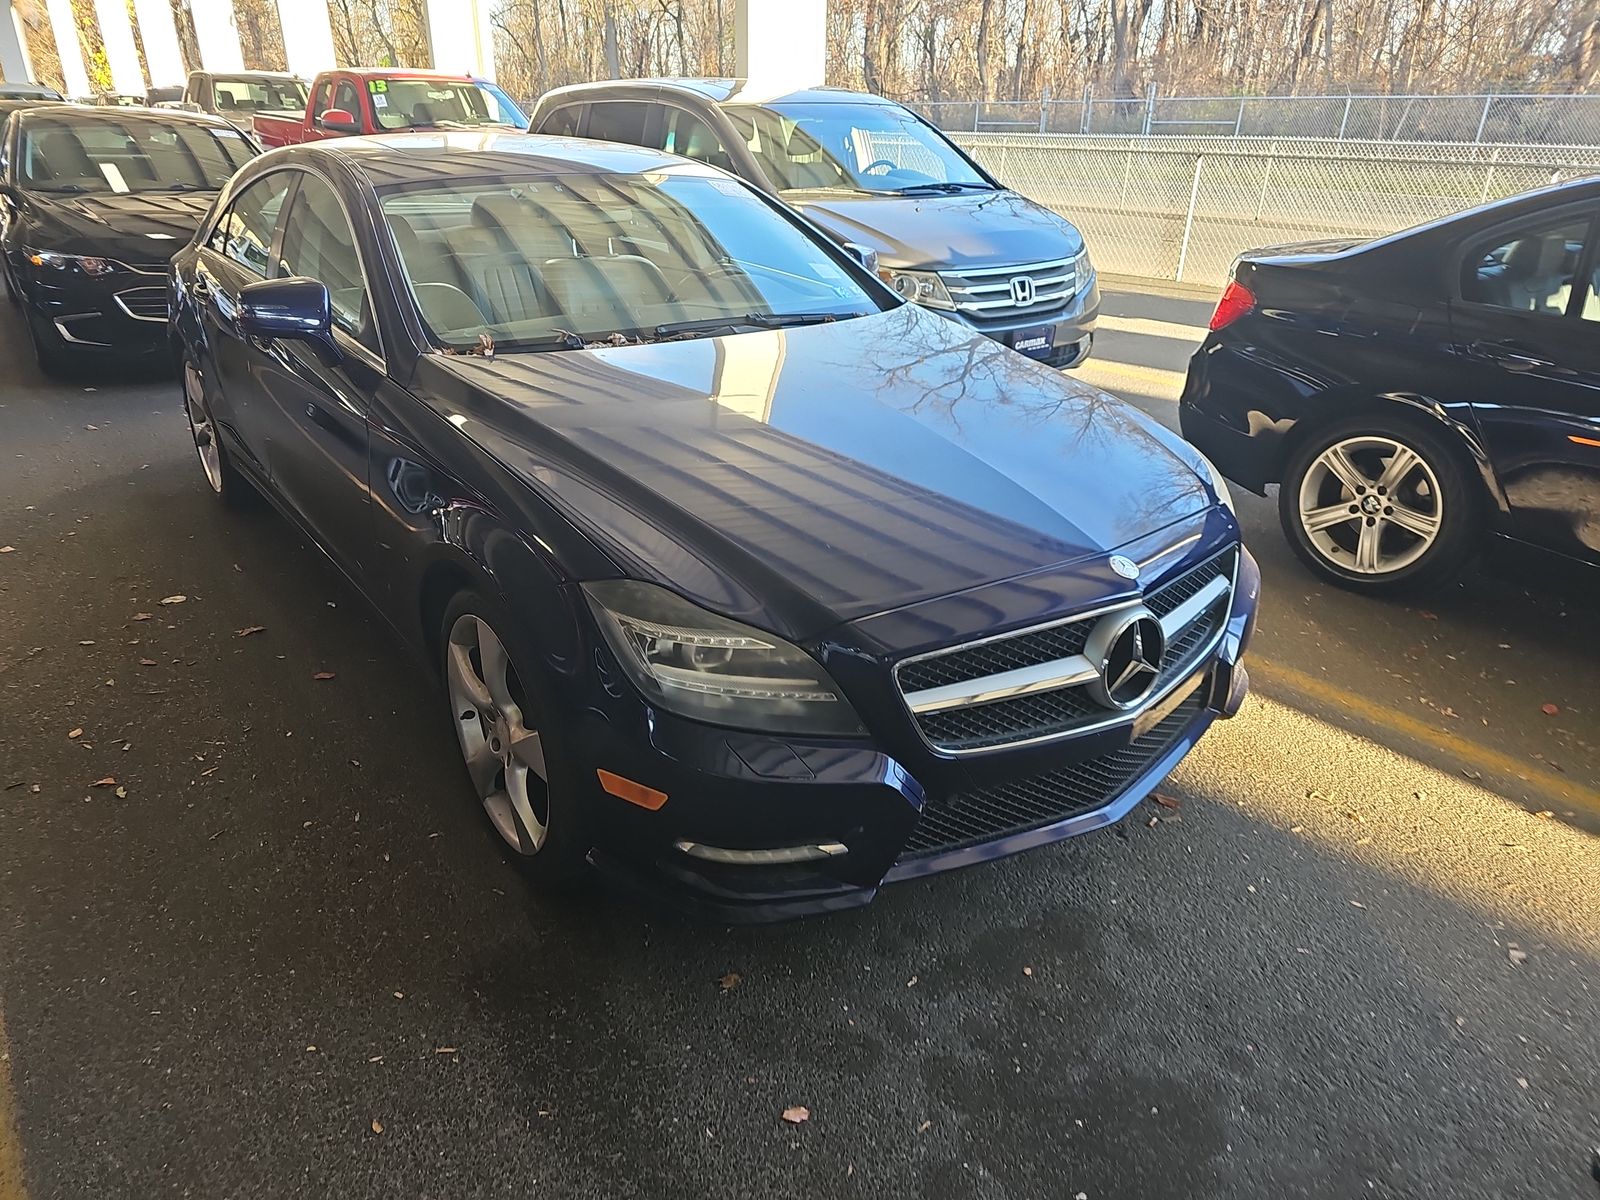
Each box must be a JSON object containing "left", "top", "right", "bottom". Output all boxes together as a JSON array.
[
  {"left": 579, "top": 545, "right": 1260, "bottom": 922},
  {"left": 15, "top": 256, "right": 171, "bottom": 356}
]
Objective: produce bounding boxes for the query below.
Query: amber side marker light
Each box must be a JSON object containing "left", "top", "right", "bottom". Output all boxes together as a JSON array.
[
  {"left": 1569, "top": 434, "right": 1600, "bottom": 448},
  {"left": 597, "top": 769, "right": 668, "bottom": 811}
]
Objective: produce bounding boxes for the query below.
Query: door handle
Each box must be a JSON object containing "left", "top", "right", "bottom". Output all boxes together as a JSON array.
[{"left": 1469, "top": 340, "right": 1551, "bottom": 371}]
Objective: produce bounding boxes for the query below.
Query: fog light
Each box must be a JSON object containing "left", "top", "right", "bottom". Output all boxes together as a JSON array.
[{"left": 674, "top": 841, "right": 848, "bottom": 865}]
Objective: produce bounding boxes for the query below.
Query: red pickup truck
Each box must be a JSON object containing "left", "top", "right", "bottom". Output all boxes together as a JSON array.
[{"left": 252, "top": 68, "right": 529, "bottom": 149}]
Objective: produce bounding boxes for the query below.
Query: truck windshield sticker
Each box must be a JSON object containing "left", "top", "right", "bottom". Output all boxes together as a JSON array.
[
  {"left": 372, "top": 94, "right": 387, "bottom": 109},
  {"left": 368, "top": 79, "right": 388, "bottom": 93}
]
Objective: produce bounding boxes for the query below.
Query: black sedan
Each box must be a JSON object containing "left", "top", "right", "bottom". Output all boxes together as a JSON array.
[
  {"left": 169, "top": 133, "right": 1257, "bottom": 921},
  {"left": 1, "top": 105, "right": 256, "bottom": 373},
  {"left": 1181, "top": 178, "right": 1600, "bottom": 593}
]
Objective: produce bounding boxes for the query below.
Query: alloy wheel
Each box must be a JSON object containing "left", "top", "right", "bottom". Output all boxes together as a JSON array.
[
  {"left": 1296, "top": 435, "right": 1443, "bottom": 575},
  {"left": 445, "top": 613, "right": 550, "bottom": 856},
  {"left": 184, "top": 363, "right": 224, "bottom": 495}
]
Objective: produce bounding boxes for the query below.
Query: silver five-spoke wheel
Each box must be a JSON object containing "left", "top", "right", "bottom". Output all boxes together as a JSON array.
[
  {"left": 1296, "top": 435, "right": 1443, "bottom": 575},
  {"left": 445, "top": 613, "right": 550, "bottom": 856},
  {"left": 185, "top": 362, "right": 224, "bottom": 495}
]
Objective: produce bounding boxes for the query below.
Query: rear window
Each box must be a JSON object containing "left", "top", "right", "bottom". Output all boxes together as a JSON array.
[
  {"left": 585, "top": 102, "right": 649, "bottom": 147},
  {"left": 212, "top": 76, "right": 308, "bottom": 113}
]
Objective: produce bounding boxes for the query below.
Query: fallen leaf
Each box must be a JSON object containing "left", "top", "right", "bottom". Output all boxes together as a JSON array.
[
  {"left": 1508, "top": 946, "right": 1528, "bottom": 965},
  {"left": 114, "top": 786, "right": 127, "bottom": 799},
  {"left": 0, "top": 546, "right": 14, "bottom": 554},
  {"left": 1418, "top": 610, "right": 1438, "bottom": 620},
  {"left": 91, "top": 776, "right": 117, "bottom": 787},
  {"left": 906, "top": 976, "right": 918, "bottom": 988},
  {"left": 1532, "top": 810, "right": 1553, "bottom": 819},
  {"left": 781, "top": 1105, "right": 810, "bottom": 1124},
  {"left": 305, "top": 1045, "right": 317, "bottom": 1052},
  {"left": 1152, "top": 792, "right": 1181, "bottom": 810},
  {"left": 393, "top": 991, "right": 404, "bottom": 1000},
  {"left": 236, "top": 626, "right": 266, "bottom": 638},
  {"left": 917, "top": 1119, "right": 932, "bottom": 1134},
  {"left": 717, "top": 972, "right": 742, "bottom": 993},
  {"left": 313, "top": 671, "right": 336, "bottom": 681},
  {"left": 1349, "top": 900, "right": 1366, "bottom": 909},
  {"left": 139, "top": 658, "right": 157, "bottom": 667},
  {"left": 434, "top": 1046, "right": 458, "bottom": 1054},
  {"left": 370, "top": 1119, "right": 384, "bottom": 1135},
  {"left": 68, "top": 728, "right": 83, "bottom": 739},
  {"left": 1145, "top": 815, "right": 1159, "bottom": 828},
  {"left": 159, "top": 595, "right": 187, "bottom": 606},
  {"left": 1540, "top": 703, "right": 1559, "bottom": 716},
  {"left": 132, "top": 613, "right": 153, "bottom": 621},
  {"left": 1517, "top": 1077, "right": 1529, "bottom": 1089},
  {"left": 1022, "top": 965, "right": 1034, "bottom": 977},
  {"left": 84, "top": 423, "right": 97, "bottom": 431},
  {"left": 78, "top": 640, "right": 95, "bottom": 646}
]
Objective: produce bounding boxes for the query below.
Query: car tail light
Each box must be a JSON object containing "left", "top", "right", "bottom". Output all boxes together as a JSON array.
[{"left": 1209, "top": 280, "right": 1256, "bottom": 331}]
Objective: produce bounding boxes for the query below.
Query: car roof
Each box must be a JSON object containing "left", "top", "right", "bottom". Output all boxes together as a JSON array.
[
  {"left": 543, "top": 77, "right": 898, "bottom": 107},
  {"left": 205, "top": 71, "right": 303, "bottom": 81},
  {"left": 335, "top": 68, "right": 481, "bottom": 83},
  {"left": 297, "top": 130, "right": 698, "bottom": 184},
  {"left": 17, "top": 103, "right": 236, "bottom": 129}
]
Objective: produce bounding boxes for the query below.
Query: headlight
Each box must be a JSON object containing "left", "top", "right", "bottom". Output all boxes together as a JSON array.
[
  {"left": 1073, "top": 245, "right": 1093, "bottom": 287},
  {"left": 25, "top": 249, "right": 117, "bottom": 276},
  {"left": 583, "top": 580, "right": 864, "bottom": 737},
  {"left": 1199, "top": 453, "right": 1235, "bottom": 514},
  {"left": 878, "top": 267, "right": 956, "bottom": 311}
]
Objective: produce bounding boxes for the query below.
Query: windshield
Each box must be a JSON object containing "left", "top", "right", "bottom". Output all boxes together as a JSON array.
[
  {"left": 19, "top": 117, "right": 256, "bottom": 194},
  {"left": 212, "top": 76, "right": 308, "bottom": 113},
  {"left": 381, "top": 172, "right": 879, "bottom": 352},
  {"left": 371, "top": 79, "right": 527, "bottom": 132},
  {"left": 722, "top": 101, "right": 992, "bottom": 194}
]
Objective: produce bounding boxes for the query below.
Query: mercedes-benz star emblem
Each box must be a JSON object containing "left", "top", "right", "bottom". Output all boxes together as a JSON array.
[
  {"left": 1084, "top": 607, "right": 1166, "bottom": 710},
  {"left": 1109, "top": 554, "right": 1140, "bottom": 580}
]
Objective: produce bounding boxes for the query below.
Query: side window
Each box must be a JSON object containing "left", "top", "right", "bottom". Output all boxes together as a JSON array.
[
  {"left": 585, "top": 101, "right": 648, "bottom": 147},
  {"left": 331, "top": 80, "right": 361, "bottom": 121},
  {"left": 1461, "top": 216, "right": 1592, "bottom": 318},
  {"left": 540, "top": 104, "right": 583, "bottom": 137},
  {"left": 278, "top": 172, "right": 378, "bottom": 354},
  {"left": 310, "top": 81, "right": 330, "bottom": 119},
  {"left": 206, "top": 173, "right": 291, "bottom": 276},
  {"left": 658, "top": 108, "right": 734, "bottom": 173}
]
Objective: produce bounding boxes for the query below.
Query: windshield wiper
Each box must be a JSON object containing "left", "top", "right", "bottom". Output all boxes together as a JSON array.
[
  {"left": 36, "top": 183, "right": 94, "bottom": 194},
  {"left": 889, "top": 181, "right": 996, "bottom": 195},
  {"left": 450, "top": 330, "right": 584, "bottom": 354},
  {"left": 653, "top": 311, "right": 859, "bottom": 337},
  {"left": 157, "top": 181, "right": 212, "bottom": 192}
]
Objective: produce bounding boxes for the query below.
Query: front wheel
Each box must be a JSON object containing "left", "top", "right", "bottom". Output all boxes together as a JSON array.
[
  {"left": 440, "top": 590, "right": 589, "bottom": 888},
  {"left": 183, "top": 359, "right": 253, "bottom": 508},
  {"left": 1278, "top": 416, "right": 1481, "bottom": 594},
  {"left": 25, "top": 311, "right": 70, "bottom": 377}
]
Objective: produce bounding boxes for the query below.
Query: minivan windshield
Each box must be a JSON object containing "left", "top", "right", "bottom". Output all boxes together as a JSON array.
[
  {"left": 381, "top": 171, "right": 878, "bottom": 352},
  {"left": 722, "top": 101, "right": 994, "bottom": 195},
  {"left": 19, "top": 116, "right": 256, "bottom": 194}
]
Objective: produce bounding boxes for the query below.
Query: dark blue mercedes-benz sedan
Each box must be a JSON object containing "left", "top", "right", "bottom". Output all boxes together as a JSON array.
[{"left": 168, "top": 132, "right": 1258, "bottom": 921}]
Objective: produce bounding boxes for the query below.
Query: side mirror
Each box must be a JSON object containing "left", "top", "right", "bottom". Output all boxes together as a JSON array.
[
  {"left": 238, "top": 277, "right": 341, "bottom": 365},
  {"left": 317, "top": 108, "right": 359, "bottom": 133},
  {"left": 842, "top": 241, "right": 880, "bottom": 276}
]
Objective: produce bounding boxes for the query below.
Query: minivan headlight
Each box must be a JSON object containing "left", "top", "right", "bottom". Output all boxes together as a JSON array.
[
  {"left": 879, "top": 267, "right": 956, "bottom": 311},
  {"left": 1073, "top": 245, "right": 1093, "bottom": 287},
  {"left": 583, "top": 580, "right": 864, "bottom": 737}
]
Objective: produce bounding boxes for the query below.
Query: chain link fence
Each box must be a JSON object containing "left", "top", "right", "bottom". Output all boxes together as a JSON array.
[
  {"left": 918, "top": 92, "right": 1600, "bottom": 146},
  {"left": 948, "top": 133, "right": 1600, "bottom": 288}
]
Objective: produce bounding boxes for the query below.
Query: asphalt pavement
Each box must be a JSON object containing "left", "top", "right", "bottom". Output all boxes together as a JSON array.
[{"left": 0, "top": 285, "right": 1595, "bottom": 1200}]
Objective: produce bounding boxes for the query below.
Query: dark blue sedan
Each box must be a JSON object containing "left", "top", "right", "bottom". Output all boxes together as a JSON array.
[{"left": 169, "top": 133, "right": 1258, "bottom": 921}]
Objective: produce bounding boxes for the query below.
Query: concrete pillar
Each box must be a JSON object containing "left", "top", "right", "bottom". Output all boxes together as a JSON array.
[
  {"left": 734, "top": 0, "right": 826, "bottom": 95},
  {"left": 1, "top": 1, "right": 34, "bottom": 82},
  {"left": 132, "top": 0, "right": 187, "bottom": 87},
  {"left": 94, "top": 0, "right": 146, "bottom": 94},
  {"left": 43, "top": 0, "right": 90, "bottom": 97},
  {"left": 425, "top": 0, "right": 495, "bottom": 79},
  {"left": 190, "top": 0, "right": 244, "bottom": 72},
  {"left": 274, "top": 0, "right": 334, "bottom": 78}
]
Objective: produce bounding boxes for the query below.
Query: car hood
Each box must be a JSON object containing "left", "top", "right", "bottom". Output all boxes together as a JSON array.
[
  {"left": 418, "top": 305, "right": 1214, "bottom": 639},
  {"left": 18, "top": 191, "right": 216, "bottom": 266},
  {"left": 786, "top": 189, "right": 1082, "bottom": 270}
]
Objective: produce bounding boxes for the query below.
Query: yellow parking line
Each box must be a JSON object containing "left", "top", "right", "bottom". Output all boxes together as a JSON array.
[
  {"left": 1097, "top": 314, "right": 1208, "bottom": 343},
  {"left": 0, "top": 1007, "right": 25, "bottom": 1200},
  {"left": 1251, "top": 658, "right": 1600, "bottom": 809},
  {"left": 1074, "top": 358, "right": 1189, "bottom": 402}
]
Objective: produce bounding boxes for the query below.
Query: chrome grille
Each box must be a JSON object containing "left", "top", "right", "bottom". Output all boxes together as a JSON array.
[
  {"left": 900, "top": 691, "right": 1205, "bottom": 858},
  {"left": 896, "top": 547, "right": 1237, "bottom": 754},
  {"left": 940, "top": 257, "right": 1076, "bottom": 318},
  {"left": 114, "top": 287, "right": 169, "bottom": 322}
]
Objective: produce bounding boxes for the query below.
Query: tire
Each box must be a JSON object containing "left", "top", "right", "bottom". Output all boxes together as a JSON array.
[
  {"left": 182, "top": 357, "right": 254, "bottom": 508},
  {"left": 25, "top": 311, "right": 71, "bottom": 377},
  {"left": 439, "top": 588, "right": 589, "bottom": 889},
  {"left": 1278, "top": 413, "right": 1481, "bottom": 595},
  {"left": 2, "top": 256, "right": 19, "bottom": 306}
]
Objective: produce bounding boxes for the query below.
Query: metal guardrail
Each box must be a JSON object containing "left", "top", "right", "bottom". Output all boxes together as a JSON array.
[
  {"left": 948, "top": 133, "right": 1600, "bottom": 288},
  {"left": 917, "top": 91, "right": 1600, "bottom": 147}
]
